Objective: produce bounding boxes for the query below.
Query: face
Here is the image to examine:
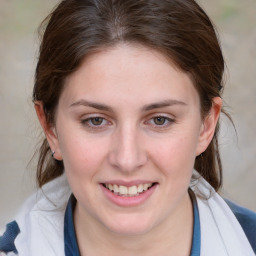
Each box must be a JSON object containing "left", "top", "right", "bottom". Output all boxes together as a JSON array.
[{"left": 43, "top": 44, "right": 218, "bottom": 235}]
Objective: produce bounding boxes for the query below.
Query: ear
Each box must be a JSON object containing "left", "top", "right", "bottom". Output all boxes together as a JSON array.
[
  {"left": 34, "top": 101, "right": 63, "bottom": 160},
  {"left": 196, "top": 97, "right": 222, "bottom": 156}
]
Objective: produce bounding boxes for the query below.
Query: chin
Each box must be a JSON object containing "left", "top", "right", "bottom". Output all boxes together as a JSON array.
[{"left": 104, "top": 215, "right": 155, "bottom": 236}]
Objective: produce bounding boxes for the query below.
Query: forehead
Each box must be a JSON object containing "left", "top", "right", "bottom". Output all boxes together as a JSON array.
[{"left": 62, "top": 43, "right": 200, "bottom": 109}]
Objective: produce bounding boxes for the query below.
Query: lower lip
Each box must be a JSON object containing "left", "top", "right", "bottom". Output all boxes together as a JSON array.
[{"left": 100, "top": 184, "right": 158, "bottom": 207}]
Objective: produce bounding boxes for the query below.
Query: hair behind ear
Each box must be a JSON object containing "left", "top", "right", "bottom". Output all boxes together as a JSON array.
[
  {"left": 37, "top": 139, "right": 64, "bottom": 187},
  {"left": 194, "top": 123, "right": 222, "bottom": 190}
]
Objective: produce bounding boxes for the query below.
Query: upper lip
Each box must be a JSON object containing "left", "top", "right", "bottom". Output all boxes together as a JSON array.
[{"left": 101, "top": 180, "right": 158, "bottom": 187}]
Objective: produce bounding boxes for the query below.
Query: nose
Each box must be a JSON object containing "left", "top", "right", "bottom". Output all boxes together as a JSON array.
[{"left": 108, "top": 125, "right": 148, "bottom": 173}]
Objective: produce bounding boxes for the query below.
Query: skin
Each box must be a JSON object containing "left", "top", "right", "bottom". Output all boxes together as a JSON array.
[{"left": 35, "top": 43, "right": 221, "bottom": 255}]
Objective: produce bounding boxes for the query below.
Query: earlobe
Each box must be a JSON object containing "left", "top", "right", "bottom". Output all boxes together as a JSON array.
[
  {"left": 196, "top": 97, "right": 222, "bottom": 156},
  {"left": 34, "top": 101, "right": 63, "bottom": 161}
]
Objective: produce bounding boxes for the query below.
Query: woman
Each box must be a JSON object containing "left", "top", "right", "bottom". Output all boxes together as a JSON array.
[{"left": 0, "top": 0, "right": 255, "bottom": 255}]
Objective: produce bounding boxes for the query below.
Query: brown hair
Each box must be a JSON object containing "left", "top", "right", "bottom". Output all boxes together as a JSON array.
[{"left": 33, "top": 0, "right": 228, "bottom": 190}]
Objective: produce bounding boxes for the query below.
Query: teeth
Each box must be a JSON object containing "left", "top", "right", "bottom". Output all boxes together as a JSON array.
[
  {"left": 105, "top": 183, "right": 153, "bottom": 196},
  {"left": 119, "top": 185, "right": 128, "bottom": 195},
  {"left": 113, "top": 184, "right": 119, "bottom": 193},
  {"left": 143, "top": 184, "right": 150, "bottom": 190},
  {"left": 128, "top": 185, "right": 137, "bottom": 196},
  {"left": 137, "top": 184, "right": 144, "bottom": 193}
]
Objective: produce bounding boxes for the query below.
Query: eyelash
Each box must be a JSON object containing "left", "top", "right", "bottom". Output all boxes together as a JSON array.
[
  {"left": 145, "top": 115, "right": 175, "bottom": 128},
  {"left": 80, "top": 115, "right": 175, "bottom": 130},
  {"left": 81, "top": 116, "right": 111, "bottom": 130}
]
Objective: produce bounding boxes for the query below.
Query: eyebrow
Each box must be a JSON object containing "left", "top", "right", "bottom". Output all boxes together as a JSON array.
[
  {"left": 69, "top": 99, "right": 187, "bottom": 112},
  {"left": 141, "top": 99, "right": 187, "bottom": 111},
  {"left": 69, "top": 99, "right": 114, "bottom": 112}
]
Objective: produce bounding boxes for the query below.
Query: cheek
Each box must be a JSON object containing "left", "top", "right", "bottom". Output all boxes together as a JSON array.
[
  {"left": 150, "top": 132, "right": 199, "bottom": 176},
  {"left": 57, "top": 129, "right": 107, "bottom": 178},
  {"left": 59, "top": 135, "right": 109, "bottom": 205}
]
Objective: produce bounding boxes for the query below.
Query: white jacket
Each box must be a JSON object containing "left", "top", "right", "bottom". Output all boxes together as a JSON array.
[{"left": 1, "top": 172, "right": 255, "bottom": 255}]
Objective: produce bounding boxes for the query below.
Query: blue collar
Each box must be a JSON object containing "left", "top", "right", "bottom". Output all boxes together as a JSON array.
[
  {"left": 64, "top": 190, "right": 201, "bottom": 256},
  {"left": 189, "top": 189, "right": 201, "bottom": 256},
  {"left": 64, "top": 195, "right": 80, "bottom": 256}
]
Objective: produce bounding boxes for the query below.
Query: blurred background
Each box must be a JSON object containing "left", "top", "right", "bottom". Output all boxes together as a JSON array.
[{"left": 0, "top": 0, "right": 255, "bottom": 229}]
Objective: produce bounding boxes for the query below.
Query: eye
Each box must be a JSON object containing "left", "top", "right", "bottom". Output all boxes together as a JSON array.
[
  {"left": 153, "top": 116, "right": 168, "bottom": 125},
  {"left": 90, "top": 117, "right": 104, "bottom": 126},
  {"left": 145, "top": 115, "right": 174, "bottom": 128},
  {"left": 81, "top": 116, "right": 109, "bottom": 128}
]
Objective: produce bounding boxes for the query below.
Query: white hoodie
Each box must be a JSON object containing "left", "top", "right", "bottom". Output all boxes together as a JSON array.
[{"left": 1, "top": 171, "right": 255, "bottom": 256}]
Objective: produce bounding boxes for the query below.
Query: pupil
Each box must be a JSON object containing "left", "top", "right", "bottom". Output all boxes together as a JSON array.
[
  {"left": 154, "top": 117, "right": 165, "bottom": 125},
  {"left": 92, "top": 117, "right": 103, "bottom": 125}
]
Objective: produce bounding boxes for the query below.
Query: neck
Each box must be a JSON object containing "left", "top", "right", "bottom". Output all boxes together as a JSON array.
[{"left": 74, "top": 192, "right": 193, "bottom": 256}]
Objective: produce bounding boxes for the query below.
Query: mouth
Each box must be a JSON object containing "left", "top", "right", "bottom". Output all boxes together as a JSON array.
[{"left": 102, "top": 182, "right": 158, "bottom": 197}]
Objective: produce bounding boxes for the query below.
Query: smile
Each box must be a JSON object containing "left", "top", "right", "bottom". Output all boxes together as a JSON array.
[
  {"left": 101, "top": 182, "right": 158, "bottom": 207},
  {"left": 103, "top": 183, "right": 156, "bottom": 197}
]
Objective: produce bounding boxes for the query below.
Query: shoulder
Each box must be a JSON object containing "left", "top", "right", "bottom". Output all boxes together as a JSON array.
[
  {"left": 225, "top": 199, "right": 256, "bottom": 228},
  {"left": 1, "top": 175, "right": 71, "bottom": 255},
  {"left": 225, "top": 199, "right": 256, "bottom": 253},
  {"left": 0, "top": 221, "right": 20, "bottom": 255}
]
